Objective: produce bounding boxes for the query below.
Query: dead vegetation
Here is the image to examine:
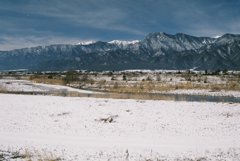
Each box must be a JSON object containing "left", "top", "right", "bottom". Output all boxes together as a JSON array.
[
  {"left": 0, "top": 85, "right": 7, "bottom": 92},
  {"left": 1, "top": 70, "right": 240, "bottom": 95},
  {"left": 29, "top": 75, "right": 65, "bottom": 85},
  {"left": 109, "top": 81, "right": 240, "bottom": 94},
  {"left": 0, "top": 149, "right": 62, "bottom": 161},
  {"left": 95, "top": 115, "right": 119, "bottom": 123}
]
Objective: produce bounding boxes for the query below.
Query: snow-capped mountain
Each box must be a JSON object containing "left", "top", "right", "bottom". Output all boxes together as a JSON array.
[
  {"left": 76, "top": 40, "right": 96, "bottom": 45},
  {"left": 215, "top": 34, "right": 240, "bottom": 45},
  {"left": 0, "top": 32, "right": 240, "bottom": 71},
  {"left": 109, "top": 40, "right": 140, "bottom": 45},
  {"left": 141, "top": 32, "right": 215, "bottom": 52},
  {"left": 108, "top": 40, "right": 140, "bottom": 49},
  {"left": 214, "top": 35, "right": 222, "bottom": 39}
]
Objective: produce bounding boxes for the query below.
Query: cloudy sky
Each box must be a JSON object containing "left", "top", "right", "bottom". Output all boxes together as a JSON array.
[{"left": 0, "top": 0, "right": 240, "bottom": 50}]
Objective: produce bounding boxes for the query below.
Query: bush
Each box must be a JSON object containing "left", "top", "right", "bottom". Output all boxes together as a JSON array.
[
  {"left": 47, "top": 75, "right": 53, "bottom": 79},
  {"left": 64, "top": 71, "right": 79, "bottom": 84},
  {"left": 123, "top": 74, "right": 127, "bottom": 81}
]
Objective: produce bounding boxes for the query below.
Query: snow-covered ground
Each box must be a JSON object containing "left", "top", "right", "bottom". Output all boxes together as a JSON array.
[
  {"left": 163, "top": 89, "right": 240, "bottom": 98},
  {"left": 0, "top": 79, "right": 98, "bottom": 94},
  {"left": 0, "top": 94, "right": 240, "bottom": 160}
]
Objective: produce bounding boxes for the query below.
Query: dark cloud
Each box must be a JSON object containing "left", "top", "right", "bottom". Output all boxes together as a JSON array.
[{"left": 0, "top": 0, "right": 239, "bottom": 50}]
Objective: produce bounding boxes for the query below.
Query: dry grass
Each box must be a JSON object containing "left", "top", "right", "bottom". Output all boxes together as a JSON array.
[
  {"left": 1, "top": 72, "right": 239, "bottom": 95},
  {"left": 0, "top": 149, "right": 62, "bottom": 161},
  {"left": 109, "top": 81, "right": 240, "bottom": 94},
  {"left": 109, "top": 81, "right": 196, "bottom": 93},
  {"left": 29, "top": 78, "right": 64, "bottom": 85},
  {"left": 0, "top": 85, "right": 8, "bottom": 92}
]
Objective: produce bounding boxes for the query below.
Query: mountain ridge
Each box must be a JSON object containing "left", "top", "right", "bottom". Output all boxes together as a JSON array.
[{"left": 0, "top": 32, "right": 240, "bottom": 71}]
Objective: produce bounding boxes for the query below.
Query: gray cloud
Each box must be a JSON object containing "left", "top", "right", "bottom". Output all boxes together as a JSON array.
[
  {"left": 0, "top": 35, "right": 94, "bottom": 51},
  {"left": 0, "top": 0, "right": 146, "bottom": 36},
  {"left": 0, "top": 0, "right": 239, "bottom": 50}
]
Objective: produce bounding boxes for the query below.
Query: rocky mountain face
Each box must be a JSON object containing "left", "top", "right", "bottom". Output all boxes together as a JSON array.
[{"left": 0, "top": 32, "right": 240, "bottom": 71}]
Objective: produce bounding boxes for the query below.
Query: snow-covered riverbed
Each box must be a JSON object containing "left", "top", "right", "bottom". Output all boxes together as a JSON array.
[
  {"left": 0, "top": 79, "right": 98, "bottom": 94},
  {"left": 0, "top": 94, "right": 240, "bottom": 160}
]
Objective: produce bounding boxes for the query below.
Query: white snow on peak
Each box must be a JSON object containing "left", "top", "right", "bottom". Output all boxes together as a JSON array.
[
  {"left": 76, "top": 40, "right": 96, "bottom": 45},
  {"left": 214, "top": 35, "right": 222, "bottom": 39},
  {"left": 109, "top": 40, "right": 140, "bottom": 46}
]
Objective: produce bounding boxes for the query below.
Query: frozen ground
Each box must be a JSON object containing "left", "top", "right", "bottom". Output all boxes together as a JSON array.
[
  {"left": 0, "top": 94, "right": 240, "bottom": 160},
  {"left": 163, "top": 89, "right": 240, "bottom": 98},
  {"left": 0, "top": 79, "right": 97, "bottom": 94}
]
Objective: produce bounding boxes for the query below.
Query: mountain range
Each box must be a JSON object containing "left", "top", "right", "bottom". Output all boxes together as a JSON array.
[{"left": 0, "top": 32, "right": 240, "bottom": 71}]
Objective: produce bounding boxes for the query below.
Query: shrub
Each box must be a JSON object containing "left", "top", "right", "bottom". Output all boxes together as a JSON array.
[{"left": 123, "top": 74, "right": 127, "bottom": 81}]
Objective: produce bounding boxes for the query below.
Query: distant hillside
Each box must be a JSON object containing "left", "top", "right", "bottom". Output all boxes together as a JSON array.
[{"left": 0, "top": 32, "right": 240, "bottom": 71}]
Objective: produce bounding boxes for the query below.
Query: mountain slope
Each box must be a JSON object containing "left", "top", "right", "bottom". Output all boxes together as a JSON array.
[{"left": 0, "top": 33, "right": 239, "bottom": 71}]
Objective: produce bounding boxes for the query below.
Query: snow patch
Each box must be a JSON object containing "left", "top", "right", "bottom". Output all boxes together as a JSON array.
[
  {"left": 109, "top": 40, "right": 140, "bottom": 46},
  {"left": 76, "top": 40, "right": 96, "bottom": 45},
  {"left": 214, "top": 35, "right": 222, "bottom": 39},
  {"left": 0, "top": 79, "right": 98, "bottom": 94}
]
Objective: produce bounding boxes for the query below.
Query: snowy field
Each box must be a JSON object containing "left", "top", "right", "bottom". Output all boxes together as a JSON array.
[
  {"left": 0, "top": 79, "right": 97, "bottom": 94},
  {"left": 0, "top": 94, "right": 240, "bottom": 160},
  {"left": 163, "top": 89, "right": 240, "bottom": 98}
]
